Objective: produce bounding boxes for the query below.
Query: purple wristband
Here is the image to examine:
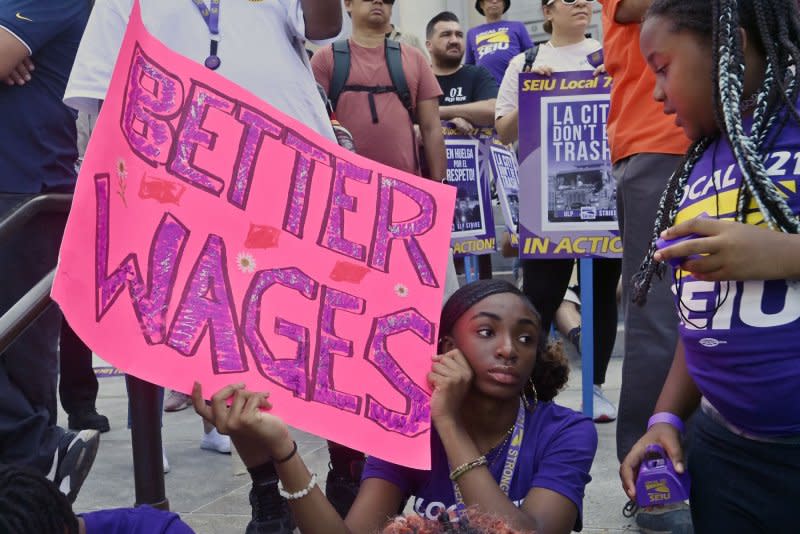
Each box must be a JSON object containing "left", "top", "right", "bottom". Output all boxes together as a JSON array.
[{"left": 647, "top": 412, "right": 685, "bottom": 434}]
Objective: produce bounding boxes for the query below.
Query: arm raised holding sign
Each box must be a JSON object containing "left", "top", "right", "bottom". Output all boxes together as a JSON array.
[{"left": 195, "top": 280, "right": 597, "bottom": 534}]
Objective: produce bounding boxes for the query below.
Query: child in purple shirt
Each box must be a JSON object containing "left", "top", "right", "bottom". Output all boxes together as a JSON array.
[
  {"left": 194, "top": 279, "right": 597, "bottom": 534},
  {"left": 465, "top": 0, "right": 533, "bottom": 84},
  {"left": 622, "top": 1, "right": 800, "bottom": 532}
]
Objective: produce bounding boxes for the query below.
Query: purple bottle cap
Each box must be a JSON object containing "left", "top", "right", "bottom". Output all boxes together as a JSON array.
[{"left": 655, "top": 233, "right": 702, "bottom": 269}]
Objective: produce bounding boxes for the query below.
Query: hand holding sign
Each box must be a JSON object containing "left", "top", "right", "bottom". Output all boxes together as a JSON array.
[{"left": 192, "top": 382, "right": 291, "bottom": 468}]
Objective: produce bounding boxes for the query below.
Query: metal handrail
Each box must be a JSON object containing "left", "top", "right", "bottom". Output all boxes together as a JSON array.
[
  {"left": 0, "top": 194, "right": 72, "bottom": 353},
  {"left": 0, "top": 193, "right": 72, "bottom": 242},
  {"left": 0, "top": 269, "right": 56, "bottom": 355}
]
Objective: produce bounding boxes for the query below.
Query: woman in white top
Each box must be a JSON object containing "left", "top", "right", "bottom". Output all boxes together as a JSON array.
[
  {"left": 495, "top": 0, "right": 602, "bottom": 145},
  {"left": 494, "top": 0, "right": 621, "bottom": 422}
]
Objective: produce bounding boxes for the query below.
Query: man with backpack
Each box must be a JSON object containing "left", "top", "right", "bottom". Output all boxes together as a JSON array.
[
  {"left": 311, "top": 0, "right": 446, "bottom": 182},
  {"left": 427, "top": 11, "right": 498, "bottom": 280}
]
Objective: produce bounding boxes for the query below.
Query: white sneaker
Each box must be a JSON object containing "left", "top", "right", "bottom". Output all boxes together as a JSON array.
[
  {"left": 592, "top": 385, "right": 617, "bottom": 423},
  {"left": 200, "top": 428, "right": 231, "bottom": 454},
  {"left": 163, "top": 447, "right": 170, "bottom": 474}
]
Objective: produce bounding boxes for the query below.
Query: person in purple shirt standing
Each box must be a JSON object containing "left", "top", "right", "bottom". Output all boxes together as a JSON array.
[
  {"left": 465, "top": 0, "right": 533, "bottom": 85},
  {"left": 192, "top": 279, "right": 597, "bottom": 534},
  {"left": 621, "top": 1, "right": 800, "bottom": 532}
]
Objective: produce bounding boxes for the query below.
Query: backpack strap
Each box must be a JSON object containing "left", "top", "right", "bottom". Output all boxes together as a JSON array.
[
  {"left": 522, "top": 44, "right": 540, "bottom": 73},
  {"left": 330, "top": 40, "right": 351, "bottom": 112},
  {"left": 384, "top": 39, "right": 413, "bottom": 121}
]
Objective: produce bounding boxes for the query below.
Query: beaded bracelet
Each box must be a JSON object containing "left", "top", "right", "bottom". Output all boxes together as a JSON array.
[
  {"left": 274, "top": 441, "right": 298, "bottom": 464},
  {"left": 647, "top": 412, "right": 685, "bottom": 435},
  {"left": 449, "top": 456, "right": 488, "bottom": 481},
  {"left": 278, "top": 472, "right": 317, "bottom": 501}
]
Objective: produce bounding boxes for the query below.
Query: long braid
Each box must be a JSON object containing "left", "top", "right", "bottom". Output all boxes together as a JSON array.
[
  {"left": 632, "top": 140, "right": 710, "bottom": 304},
  {"left": 634, "top": 0, "right": 800, "bottom": 304},
  {"left": 0, "top": 464, "right": 80, "bottom": 534},
  {"left": 716, "top": 0, "right": 799, "bottom": 231}
]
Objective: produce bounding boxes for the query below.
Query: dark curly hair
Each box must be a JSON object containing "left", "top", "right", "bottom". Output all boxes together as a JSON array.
[
  {"left": 439, "top": 279, "right": 569, "bottom": 403},
  {"left": 0, "top": 463, "right": 80, "bottom": 534}
]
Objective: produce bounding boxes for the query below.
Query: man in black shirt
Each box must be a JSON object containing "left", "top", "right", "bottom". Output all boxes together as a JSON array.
[
  {"left": 427, "top": 11, "right": 498, "bottom": 278},
  {"left": 427, "top": 11, "right": 498, "bottom": 134}
]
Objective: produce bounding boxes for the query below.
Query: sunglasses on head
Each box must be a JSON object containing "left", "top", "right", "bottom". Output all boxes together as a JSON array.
[{"left": 547, "top": 0, "right": 595, "bottom": 5}]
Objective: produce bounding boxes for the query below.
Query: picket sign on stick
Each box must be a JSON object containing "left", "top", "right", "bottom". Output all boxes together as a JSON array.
[
  {"left": 443, "top": 123, "right": 496, "bottom": 257},
  {"left": 517, "top": 71, "right": 621, "bottom": 259},
  {"left": 52, "top": 1, "right": 455, "bottom": 469}
]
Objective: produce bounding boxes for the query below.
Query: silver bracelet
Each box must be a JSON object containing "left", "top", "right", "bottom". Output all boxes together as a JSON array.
[{"left": 278, "top": 472, "right": 317, "bottom": 501}]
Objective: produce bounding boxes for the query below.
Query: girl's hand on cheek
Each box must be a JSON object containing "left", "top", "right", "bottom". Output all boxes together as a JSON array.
[{"left": 427, "top": 349, "right": 473, "bottom": 428}]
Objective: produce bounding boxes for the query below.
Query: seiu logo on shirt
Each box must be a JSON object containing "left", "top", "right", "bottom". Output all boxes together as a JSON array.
[
  {"left": 674, "top": 146, "right": 800, "bottom": 335},
  {"left": 680, "top": 150, "right": 800, "bottom": 206},
  {"left": 411, "top": 497, "right": 524, "bottom": 520},
  {"left": 674, "top": 279, "right": 800, "bottom": 332},
  {"left": 475, "top": 28, "right": 511, "bottom": 59}
]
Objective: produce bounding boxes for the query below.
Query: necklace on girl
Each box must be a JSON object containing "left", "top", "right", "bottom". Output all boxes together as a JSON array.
[{"left": 450, "top": 402, "right": 526, "bottom": 517}]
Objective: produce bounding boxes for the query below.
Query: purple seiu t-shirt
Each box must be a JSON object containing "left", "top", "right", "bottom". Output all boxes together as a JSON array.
[
  {"left": 464, "top": 20, "right": 533, "bottom": 85},
  {"left": 362, "top": 402, "right": 597, "bottom": 531},
  {"left": 672, "top": 109, "right": 800, "bottom": 437},
  {"left": 82, "top": 506, "right": 195, "bottom": 534}
]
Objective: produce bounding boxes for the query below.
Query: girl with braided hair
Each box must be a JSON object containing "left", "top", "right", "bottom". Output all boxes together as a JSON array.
[
  {"left": 193, "top": 280, "right": 597, "bottom": 534},
  {"left": 620, "top": 1, "right": 800, "bottom": 531}
]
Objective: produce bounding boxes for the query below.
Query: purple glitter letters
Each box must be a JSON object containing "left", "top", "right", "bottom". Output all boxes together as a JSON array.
[
  {"left": 281, "top": 132, "right": 332, "bottom": 238},
  {"left": 167, "top": 81, "right": 236, "bottom": 196},
  {"left": 166, "top": 234, "right": 248, "bottom": 373},
  {"left": 310, "top": 286, "right": 365, "bottom": 413},
  {"left": 364, "top": 308, "right": 433, "bottom": 437},
  {"left": 121, "top": 44, "right": 184, "bottom": 167},
  {"left": 229, "top": 104, "right": 284, "bottom": 210},
  {"left": 368, "top": 176, "right": 439, "bottom": 287},
  {"left": 318, "top": 159, "right": 372, "bottom": 261},
  {"left": 242, "top": 267, "right": 318, "bottom": 398},
  {"left": 94, "top": 174, "right": 188, "bottom": 345}
]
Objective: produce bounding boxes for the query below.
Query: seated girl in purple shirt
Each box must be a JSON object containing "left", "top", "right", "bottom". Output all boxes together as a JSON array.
[{"left": 194, "top": 279, "right": 598, "bottom": 534}]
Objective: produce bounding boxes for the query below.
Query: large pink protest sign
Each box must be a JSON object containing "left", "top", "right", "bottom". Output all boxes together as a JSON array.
[{"left": 52, "top": 2, "right": 455, "bottom": 469}]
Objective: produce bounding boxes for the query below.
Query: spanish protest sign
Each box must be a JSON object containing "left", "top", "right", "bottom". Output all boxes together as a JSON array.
[
  {"left": 517, "top": 71, "right": 621, "bottom": 258},
  {"left": 51, "top": 2, "right": 455, "bottom": 469},
  {"left": 444, "top": 124, "right": 496, "bottom": 257}
]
